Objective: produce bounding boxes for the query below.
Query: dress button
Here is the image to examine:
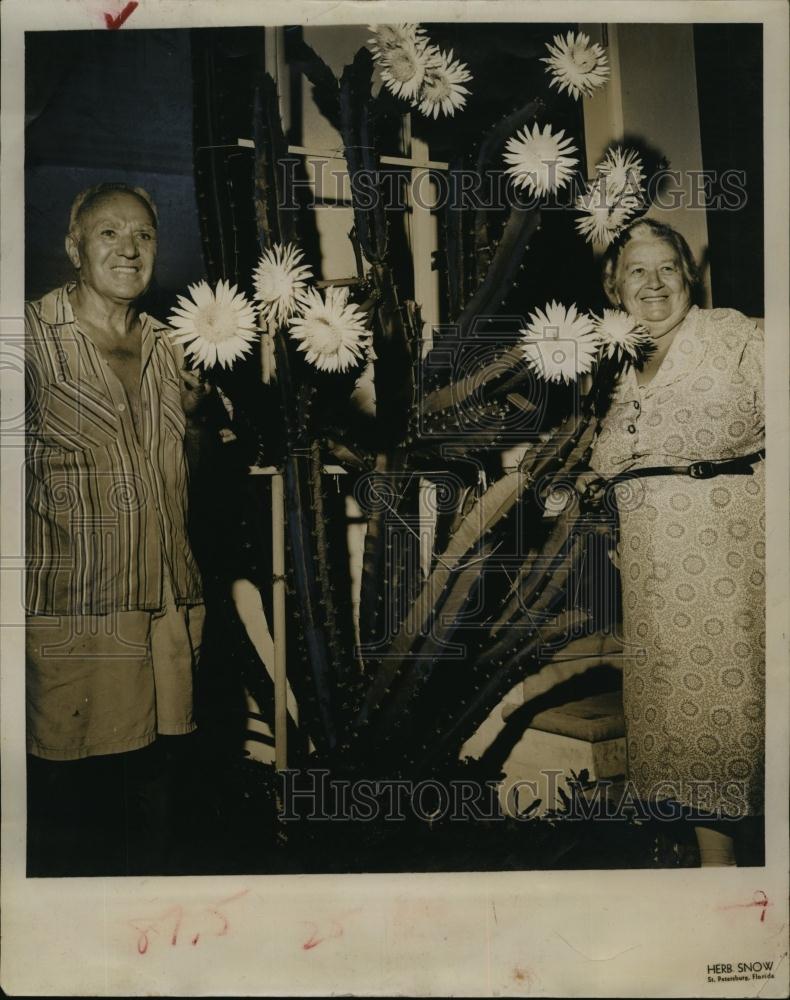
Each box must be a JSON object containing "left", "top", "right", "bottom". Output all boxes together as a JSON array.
[
  {"left": 627, "top": 423, "right": 636, "bottom": 433},
  {"left": 633, "top": 400, "right": 640, "bottom": 410},
  {"left": 117, "top": 403, "right": 126, "bottom": 412}
]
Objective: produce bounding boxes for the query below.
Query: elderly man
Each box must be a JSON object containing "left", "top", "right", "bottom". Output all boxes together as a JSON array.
[{"left": 25, "top": 182, "right": 209, "bottom": 874}]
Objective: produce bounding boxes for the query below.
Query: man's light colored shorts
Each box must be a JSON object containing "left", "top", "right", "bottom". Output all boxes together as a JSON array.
[{"left": 26, "top": 575, "right": 205, "bottom": 761}]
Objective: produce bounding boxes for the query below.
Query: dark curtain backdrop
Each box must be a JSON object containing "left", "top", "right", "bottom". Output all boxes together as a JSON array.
[
  {"left": 25, "top": 28, "right": 205, "bottom": 315},
  {"left": 694, "top": 24, "right": 763, "bottom": 317}
]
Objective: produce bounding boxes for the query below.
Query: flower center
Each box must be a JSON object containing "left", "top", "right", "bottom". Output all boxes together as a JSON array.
[
  {"left": 424, "top": 70, "right": 451, "bottom": 101},
  {"left": 571, "top": 46, "right": 596, "bottom": 72},
  {"left": 259, "top": 268, "right": 291, "bottom": 303},
  {"left": 533, "top": 137, "right": 561, "bottom": 161},
  {"left": 313, "top": 316, "right": 345, "bottom": 355},
  {"left": 521, "top": 138, "right": 563, "bottom": 183},
  {"left": 194, "top": 302, "right": 237, "bottom": 343},
  {"left": 389, "top": 47, "right": 419, "bottom": 82}
]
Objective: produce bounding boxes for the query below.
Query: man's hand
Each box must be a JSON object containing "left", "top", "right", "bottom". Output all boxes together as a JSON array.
[{"left": 180, "top": 367, "right": 212, "bottom": 420}]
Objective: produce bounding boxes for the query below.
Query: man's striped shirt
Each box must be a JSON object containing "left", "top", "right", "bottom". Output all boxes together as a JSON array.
[{"left": 25, "top": 284, "right": 203, "bottom": 614}]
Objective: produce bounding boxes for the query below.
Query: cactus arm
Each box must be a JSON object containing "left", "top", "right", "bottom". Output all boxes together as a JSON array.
[
  {"left": 339, "top": 51, "right": 388, "bottom": 263},
  {"left": 369, "top": 269, "right": 418, "bottom": 449},
  {"left": 268, "top": 326, "right": 338, "bottom": 751},
  {"left": 357, "top": 453, "right": 394, "bottom": 651},
  {"left": 493, "top": 522, "right": 589, "bottom": 633},
  {"left": 427, "top": 202, "right": 541, "bottom": 361},
  {"left": 356, "top": 55, "right": 389, "bottom": 261},
  {"left": 476, "top": 100, "right": 544, "bottom": 174},
  {"left": 443, "top": 155, "right": 467, "bottom": 321},
  {"left": 357, "top": 467, "right": 528, "bottom": 725},
  {"left": 469, "top": 98, "right": 543, "bottom": 290},
  {"left": 458, "top": 206, "right": 542, "bottom": 339},
  {"left": 324, "top": 435, "right": 375, "bottom": 472},
  {"left": 283, "top": 452, "right": 337, "bottom": 751},
  {"left": 357, "top": 449, "right": 420, "bottom": 655},
  {"left": 412, "top": 609, "right": 588, "bottom": 772},
  {"left": 419, "top": 345, "right": 529, "bottom": 416},
  {"left": 253, "top": 71, "right": 297, "bottom": 247},
  {"left": 309, "top": 440, "right": 342, "bottom": 669}
]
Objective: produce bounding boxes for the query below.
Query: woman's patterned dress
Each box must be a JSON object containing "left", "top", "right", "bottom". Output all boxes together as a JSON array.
[{"left": 589, "top": 306, "right": 765, "bottom": 817}]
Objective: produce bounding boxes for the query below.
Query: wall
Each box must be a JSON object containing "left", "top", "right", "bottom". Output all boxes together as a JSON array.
[{"left": 581, "top": 23, "right": 712, "bottom": 306}]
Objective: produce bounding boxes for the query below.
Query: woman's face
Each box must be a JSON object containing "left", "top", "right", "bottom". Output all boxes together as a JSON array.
[
  {"left": 614, "top": 236, "right": 692, "bottom": 337},
  {"left": 67, "top": 191, "right": 157, "bottom": 304}
]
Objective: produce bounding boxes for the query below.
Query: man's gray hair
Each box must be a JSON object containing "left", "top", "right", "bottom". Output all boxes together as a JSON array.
[{"left": 68, "top": 183, "right": 158, "bottom": 238}]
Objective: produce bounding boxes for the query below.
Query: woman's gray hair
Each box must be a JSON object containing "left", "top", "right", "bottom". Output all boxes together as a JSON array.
[
  {"left": 601, "top": 218, "right": 701, "bottom": 303},
  {"left": 68, "top": 183, "right": 158, "bottom": 239}
]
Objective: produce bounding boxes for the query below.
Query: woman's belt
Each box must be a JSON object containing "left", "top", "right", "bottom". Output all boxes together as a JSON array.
[{"left": 608, "top": 449, "right": 765, "bottom": 484}]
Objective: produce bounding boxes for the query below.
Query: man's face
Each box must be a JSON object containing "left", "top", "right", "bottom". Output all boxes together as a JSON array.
[
  {"left": 616, "top": 236, "right": 691, "bottom": 336},
  {"left": 67, "top": 192, "right": 157, "bottom": 303}
]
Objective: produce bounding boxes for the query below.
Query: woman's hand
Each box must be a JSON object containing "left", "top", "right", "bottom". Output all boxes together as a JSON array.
[{"left": 574, "top": 470, "right": 608, "bottom": 506}]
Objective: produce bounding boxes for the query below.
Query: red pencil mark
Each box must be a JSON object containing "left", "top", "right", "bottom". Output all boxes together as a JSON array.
[
  {"left": 105, "top": 1, "right": 138, "bottom": 30},
  {"left": 203, "top": 889, "right": 246, "bottom": 937},
  {"left": 302, "top": 926, "right": 323, "bottom": 951},
  {"left": 302, "top": 919, "right": 344, "bottom": 950},
  {"left": 128, "top": 905, "right": 180, "bottom": 955},
  {"left": 170, "top": 906, "right": 183, "bottom": 945},
  {"left": 127, "top": 889, "right": 248, "bottom": 954},
  {"left": 301, "top": 910, "right": 360, "bottom": 950},
  {"left": 720, "top": 890, "right": 771, "bottom": 923}
]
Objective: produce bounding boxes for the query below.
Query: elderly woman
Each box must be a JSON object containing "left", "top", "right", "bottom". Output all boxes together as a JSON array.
[
  {"left": 571, "top": 218, "right": 764, "bottom": 866},
  {"left": 25, "top": 182, "right": 210, "bottom": 874}
]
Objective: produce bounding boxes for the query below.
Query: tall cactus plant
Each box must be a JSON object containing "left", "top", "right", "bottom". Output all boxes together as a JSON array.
[{"left": 203, "top": 24, "right": 639, "bottom": 779}]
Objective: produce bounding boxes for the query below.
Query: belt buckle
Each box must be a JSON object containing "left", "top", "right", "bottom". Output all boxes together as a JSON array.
[{"left": 689, "top": 460, "right": 715, "bottom": 479}]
